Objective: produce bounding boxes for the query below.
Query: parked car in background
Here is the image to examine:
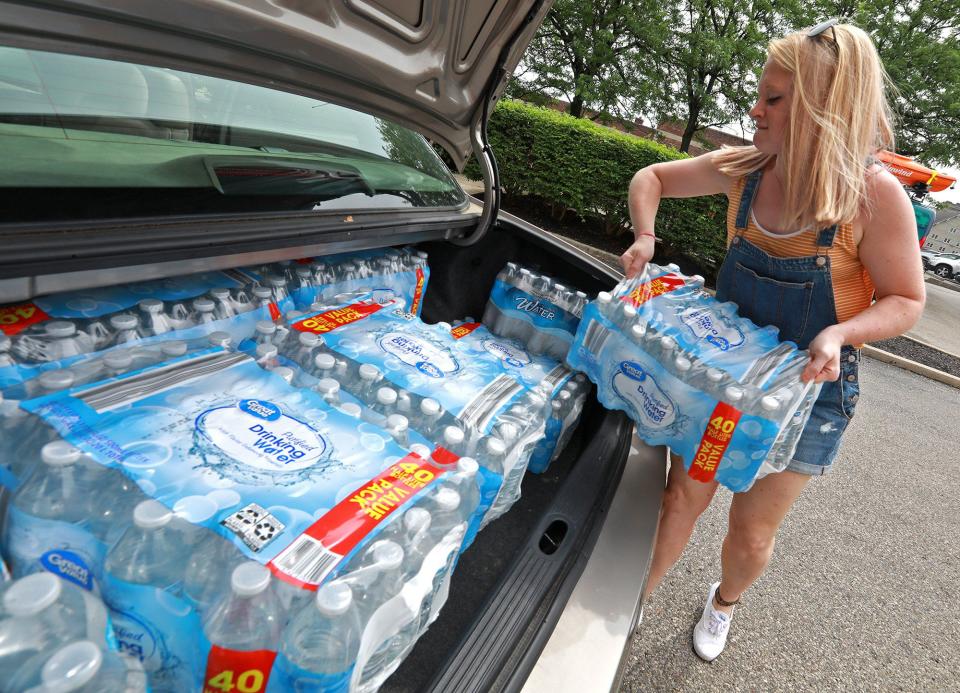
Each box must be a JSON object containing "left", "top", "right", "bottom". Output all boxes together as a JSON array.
[{"left": 922, "top": 252, "right": 960, "bottom": 278}]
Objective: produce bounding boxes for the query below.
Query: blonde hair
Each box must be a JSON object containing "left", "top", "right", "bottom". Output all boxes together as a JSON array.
[{"left": 714, "top": 24, "right": 896, "bottom": 230}]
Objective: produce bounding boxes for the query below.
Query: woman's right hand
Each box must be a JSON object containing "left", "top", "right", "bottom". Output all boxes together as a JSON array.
[{"left": 620, "top": 235, "right": 656, "bottom": 279}]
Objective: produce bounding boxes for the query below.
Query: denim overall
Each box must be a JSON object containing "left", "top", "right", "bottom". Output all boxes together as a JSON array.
[{"left": 715, "top": 169, "right": 861, "bottom": 476}]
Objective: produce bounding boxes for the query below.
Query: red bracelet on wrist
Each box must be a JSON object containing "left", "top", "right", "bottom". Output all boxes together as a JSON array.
[{"left": 636, "top": 231, "right": 658, "bottom": 241}]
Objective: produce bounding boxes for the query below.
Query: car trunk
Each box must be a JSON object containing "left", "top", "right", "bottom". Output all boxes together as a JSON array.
[{"left": 381, "top": 218, "right": 634, "bottom": 691}]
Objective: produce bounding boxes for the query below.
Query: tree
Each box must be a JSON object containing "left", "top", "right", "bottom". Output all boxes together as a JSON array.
[
  {"left": 508, "top": 0, "right": 666, "bottom": 120},
  {"left": 788, "top": 1, "right": 960, "bottom": 167},
  {"left": 651, "top": 0, "right": 786, "bottom": 152}
]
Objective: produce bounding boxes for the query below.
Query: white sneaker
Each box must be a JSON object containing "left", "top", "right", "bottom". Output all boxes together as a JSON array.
[{"left": 692, "top": 581, "right": 732, "bottom": 662}]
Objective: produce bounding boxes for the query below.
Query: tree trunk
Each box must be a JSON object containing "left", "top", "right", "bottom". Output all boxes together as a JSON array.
[
  {"left": 569, "top": 93, "right": 585, "bottom": 118},
  {"left": 679, "top": 117, "right": 699, "bottom": 153}
]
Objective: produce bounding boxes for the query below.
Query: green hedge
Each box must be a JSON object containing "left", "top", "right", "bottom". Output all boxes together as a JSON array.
[{"left": 464, "top": 100, "right": 727, "bottom": 269}]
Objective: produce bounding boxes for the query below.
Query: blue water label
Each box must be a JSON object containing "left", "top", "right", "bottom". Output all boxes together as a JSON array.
[
  {"left": 102, "top": 575, "right": 203, "bottom": 691},
  {"left": 490, "top": 280, "right": 580, "bottom": 335},
  {"left": 5, "top": 506, "right": 105, "bottom": 591},
  {"left": 267, "top": 655, "right": 353, "bottom": 693}
]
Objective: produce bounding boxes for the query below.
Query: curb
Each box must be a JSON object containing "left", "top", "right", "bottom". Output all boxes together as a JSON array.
[
  {"left": 862, "top": 345, "right": 960, "bottom": 390},
  {"left": 924, "top": 272, "right": 960, "bottom": 293},
  {"left": 900, "top": 333, "right": 960, "bottom": 363}
]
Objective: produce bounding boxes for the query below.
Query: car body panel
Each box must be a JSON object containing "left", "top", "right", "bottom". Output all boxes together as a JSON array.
[
  {"left": 0, "top": 0, "right": 553, "bottom": 167},
  {"left": 522, "top": 434, "right": 665, "bottom": 693}
]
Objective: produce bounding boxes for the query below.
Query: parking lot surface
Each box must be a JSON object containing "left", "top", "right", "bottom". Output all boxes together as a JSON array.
[{"left": 622, "top": 356, "right": 960, "bottom": 692}]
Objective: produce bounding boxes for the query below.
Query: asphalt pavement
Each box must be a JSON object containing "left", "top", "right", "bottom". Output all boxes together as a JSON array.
[
  {"left": 907, "top": 276, "right": 960, "bottom": 356},
  {"left": 620, "top": 356, "right": 960, "bottom": 691}
]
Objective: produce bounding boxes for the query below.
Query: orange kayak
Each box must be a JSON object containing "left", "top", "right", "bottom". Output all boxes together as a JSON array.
[{"left": 876, "top": 150, "right": 956, "bottom": 192}]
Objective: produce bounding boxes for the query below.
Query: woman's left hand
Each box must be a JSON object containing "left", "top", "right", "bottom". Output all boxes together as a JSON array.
[{"left": 801, "top": 326, "right": 845, "bottom": 383}]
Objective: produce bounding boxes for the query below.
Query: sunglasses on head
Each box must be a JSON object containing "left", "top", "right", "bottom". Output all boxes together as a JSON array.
[{"left": 807, "top": 18, "right": 839, "bottom": 49}]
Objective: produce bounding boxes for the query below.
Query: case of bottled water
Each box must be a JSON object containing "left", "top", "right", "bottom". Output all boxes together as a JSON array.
[
  {"left": 276, "top": 299, "right": 552, "bottom": 542},
  {"left": 447, "top": 319, "right": 588, "bottom": 473},
  {"left": 481, "top": 262, "right": 589, "bottom": 361},
  {"left": 4, "top": 340, "right": 480, "bottom": 691},
  {"left": 0, "top": 247, "right": 429, "bottom": 390},
  {"left": 567, "top": 263, "right": 822, "bottom": 492}
]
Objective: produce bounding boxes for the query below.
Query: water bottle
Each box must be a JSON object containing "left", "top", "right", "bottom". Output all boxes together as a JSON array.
[
  {"left": 273, "top": 580, "right": 362, "bottom": 691},
  {"left": 0, "top": 573, "right": 111, "bottom": 684},
  {"left": 440, "top": 426, "right": 466, "bottom": 457},
  {"left": 102, "top": 500, "right": 199, "bottom": 692},
  {"left": 137, "top": 300, "right": 172, "bottom": 338},
  {"left": 192, "top": 298, "right": 217, "bottom": 325},
  {"left": 7, "top": 639, "right": 147, "bottom": 693},
  {"left": 385, "top": 415, "right": 410, "bottom": 448},
  {"left": 182, "top": 531, "right": 244, "bottom": 613},
  {"left": 294, "top": 265, "right": 315, "bottom": 291},
  {"left": 267, "top": 276, "right": 290, "bottom": 304},
  {"left": 83, "top": 460, "right": 144, "bottom": 550},
  {"left": 166, "top": 302, "right": 193, "bottom": 331},
  {"left": 451, "top": 457, "right": 481, "bottom": 519},
  {"left": 416, "top": 398, "right": 444, "bottom": 439},
  {"left": 4, "top": 441, "right": 103, "bottom": 589},
  {"left": 255, "top": 343, "right": 279, "bottom": 369},
  {"left": 268, "top": 366, "right": 295, "bottom": 385},
  {"left": 38, "top": 321, "right": 95, "bottom": 362},
  {"left": 355, "top": 364, "right": 383, "bottom": 405},
  {"left": 351, "top": 541, "right": 406, "bottom": 686},
  {"left": 102, "top": 350, "right": 135, "bottom": 378},
  {"left": 253, "top": 320, "right": 278, "bottom": 347},
  {"left": 201, "top": 562, "right": 283, "bottom": 688},
  {"left": 372, "top": 387, "right": 398, "bottom": 421},
  {"left": 312, "top": 353, "right": 337, "bottom": 380},
  {"left": 207, "top": 332, "right": 232, "bottom": 349},
  {"left": 209, "top": 288, "right": 237, "bottom": 320},
  {"left": 108, "top": 314, "right": 141, "bottom": 346},
  {"left": 251, "top": 285, "right": 274, "bottom": 311},
  {"left": 316, "top": 378, "right": 341, "bottom": 407},
  {"left": 290, "top": 332, "right": 319, "bottom": 369}
]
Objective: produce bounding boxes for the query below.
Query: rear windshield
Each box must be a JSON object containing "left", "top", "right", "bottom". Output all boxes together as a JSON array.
[{"left": 0, "top": 46, "right": 465, "bottom": 223}]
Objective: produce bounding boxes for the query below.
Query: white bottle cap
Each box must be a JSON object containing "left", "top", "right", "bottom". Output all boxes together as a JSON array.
[
  {"left": 386, "top": 414, "right": 409, "bottom": 432},
  {"left": 253, "top": 286, "right": 273, "bottom": 299},
  {"left": 409, "top": 443, "right": 432, "bottom": 459},
  {"left": 403, "top": 507, "right": 431, "bottom": 533},
  {"left": 551, "top": 400, "right": 563, "bottom": 414},
  {"left": 497, "top": 422, "right": 519, "bottom": 441},
  {"left": 596, "top": 291, "right": 612, "bottom": 304},
  {"left": 485, "top": 437, "right": 507, "bottom": 456},
  {"left": 692, "top": 275, "right": 705, "bottom": 284},
  {"left": 666, "top": 263, "right": 681, "bottom": 272},
  {"left": 359, "top": 364, "right": 381, "bottom": 381},
  {"left": 377, "top": 387, "right": 397, "bottom": 406},
  {"left": 139, "top": 299, "right": 163, "bottom": 314},
  {"left": 316, "top": 378, "right": 340, "bottom": 396},
  {"left": 39, "top": 369, "right": 76, "bottom": 391},
  {"left": 659, "top": 336, "right": 677, "bottom": 351},
  {"left": 437, "top": 322, "right": 452, "bottom": 332},
  {"left": 255, "top": 320, "right": 277, "bottom": 335},
  {"left": 231, "top": 562, "right": 271, "bottom": 597},
  {"left": 40, "top": 641, "right": 103, "bottom": 689},
  {"left": 296, "top": 265, "right": 313, "bottom": 277},
  {"left": 443, "top": 426, "right": 465, "bottom": 446},
  {"left": 3, "top": 572, "right": 62, "bottom": 617},
  {"left": 420, "top": 398, "right": 441, "bottom": 416},
  {"left": 256, "top": 343, "right": 278, "bottom": 360},
  {"left": 269, "top": 366, "right": 295, "bottom": 384},
  {"left": 208, "top": 332, "right": 232, "bottom": 347},
  {"left": 558, "top": 390, "right": 572, "bottom": 402},
  {"left": 210, "top": 287, "right": 231, "bottom": 299},
  {"left": 161, "top": 341, "right": 187, "bottom": 357},
  {"left": 340, "top": 402, "right": 362, "bottom": 419},
  {"left": 434, "top": 486, "right": 461, "bottom": 511},
  {"left": 315, "top": 580, "right": 353, "bottom": 616},
  {"left": 675, "top": 356, "right": 692, "bottom": 372},
  {"left": 314, "top": 353, "right": 336, "bottom": 371},
  {"left": 45, "top": 321, "right": 77, "bottom": 338},
  {"left": 369, "top": 540, "right": 404, "bottom": 570},
  {"left": 298, "top": 332, "right": 319, "bottom": 347},
  {"left": 268, "top": 276, "right": 287, "bottom": 288},
  {"left": 457, "top": 457, "right": 479, "bottom": 476},
  {"left": 104, "top": 350, "right": 133, "bottom": 371},
  {"left": 621, "top": 303, "right": 637, "bottom": 319},
  {"left": 133, "top": 499, "right": 173, "bottom": 529},
  {"left": 109, "top": 314, "right": 138, "bottom": 330},
  {"left": 193, "top": 298, "right": 215, "bottom": 312},
  {"left": 41, "top": 440, "right": 81, "bottom": 467},
  {"left": 706, "top": 368, "right": 724, "bottom": 383},
  {"left": 760, "top": 395, "right": 781, "bottom": 412},
  {"left": 724, "top": 386, "right": 745, "bottom": 402}
]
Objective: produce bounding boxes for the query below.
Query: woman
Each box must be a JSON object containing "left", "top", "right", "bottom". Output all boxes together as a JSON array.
[{"left": 620, "top": 21, "right": 925, "bottom": 661}]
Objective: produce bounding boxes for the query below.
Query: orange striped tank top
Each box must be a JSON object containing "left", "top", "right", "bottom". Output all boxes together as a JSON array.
[{"left": 725, "top": 175, "right": 875, "bottom": 324}]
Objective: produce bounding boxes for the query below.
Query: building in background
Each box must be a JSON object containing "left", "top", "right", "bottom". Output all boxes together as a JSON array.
[{"left": 924, "top": 203, "right": 960, "bottom": 254}]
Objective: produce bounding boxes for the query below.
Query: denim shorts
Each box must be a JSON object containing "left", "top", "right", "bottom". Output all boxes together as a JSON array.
[{"left": 785, "top": 346, "right": 861, "bottom": 476}]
